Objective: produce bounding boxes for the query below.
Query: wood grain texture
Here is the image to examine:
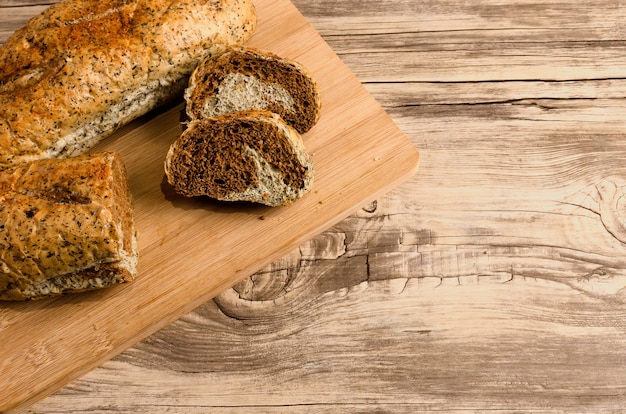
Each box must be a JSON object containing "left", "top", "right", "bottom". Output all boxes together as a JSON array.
[{"left": 4, "top": 0, "right": 626, "bottom": 412}]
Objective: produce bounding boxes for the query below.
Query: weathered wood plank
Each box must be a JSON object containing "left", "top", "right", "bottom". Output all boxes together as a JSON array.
[{"left": 25, "top": 277, "right": 626, "bottom": 412}]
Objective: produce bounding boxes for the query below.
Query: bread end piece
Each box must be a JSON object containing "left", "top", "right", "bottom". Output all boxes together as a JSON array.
[
  {"left": 0, "top": 151, "right": 138, "bottom": 300},
  {"left": 165, "top": 110, "right": 314, "bottom": 207},
  {"left": 185, "top": 46, "right": 321, "bottom": 134}
]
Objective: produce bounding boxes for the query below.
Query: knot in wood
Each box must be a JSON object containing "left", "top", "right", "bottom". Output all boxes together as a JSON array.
[{"left": 597, "top": 176, "right": 626, "bottom": 245}]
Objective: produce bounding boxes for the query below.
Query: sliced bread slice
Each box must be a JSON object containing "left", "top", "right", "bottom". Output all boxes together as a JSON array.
[
  {"left": 184, "top": 46, "right": 321, "bottom": 134},
  {"left": 164, "top": 110, "right": 314, "bottom": 206}
]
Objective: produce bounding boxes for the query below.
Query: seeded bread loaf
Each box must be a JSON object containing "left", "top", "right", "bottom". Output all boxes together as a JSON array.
[
  {"left": 164, "top": 110, "right": 314, "bottom": 206},
  {"left": 0, "top": 151, "right": 137, "bottom": 300},
  {"left": 185, "top": 46, "right": 321, "bottom": 134},
  {"left": 0, "top": 0, "right": 257, "bottom": 169}
]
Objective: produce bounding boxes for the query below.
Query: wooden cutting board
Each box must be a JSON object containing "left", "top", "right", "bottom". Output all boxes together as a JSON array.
[{"left": 0, "top": 0, "right": 419, "bottom": 411}]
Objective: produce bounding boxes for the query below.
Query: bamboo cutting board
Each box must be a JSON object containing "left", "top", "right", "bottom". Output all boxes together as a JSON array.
[{"left": 0, "top": 0, "right": 419, "bottom": 411}]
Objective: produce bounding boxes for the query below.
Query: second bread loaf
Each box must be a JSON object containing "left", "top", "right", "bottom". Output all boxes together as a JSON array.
[{"left": 0, "top": 151, "right": 137, "bottom": 300}]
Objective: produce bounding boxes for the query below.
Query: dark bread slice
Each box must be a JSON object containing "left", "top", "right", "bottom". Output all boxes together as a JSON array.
[
  {"left": 164, "top": 110, "right": 314, "bottom": 206},
  {"left": 0, "top": 151, "right": 137, "bottom": 300},
  {"left": 184, "top": 46, "right": 321, "bottom": 134}
]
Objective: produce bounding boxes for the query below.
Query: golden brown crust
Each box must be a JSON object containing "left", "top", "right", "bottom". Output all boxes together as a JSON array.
[
  {"left": 0, "top": 263, "right": 134, "bottom": 301},
  {"left": 0, "top": 0, "right": 257, "bottom": 169},
  {"left": 0, "top": 151, "right": 137, "bottom": 300}
]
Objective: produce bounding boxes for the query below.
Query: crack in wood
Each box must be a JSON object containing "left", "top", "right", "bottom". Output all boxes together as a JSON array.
[
  {"left": 406, "top": 96, "right": 604, "bottom": 108},
  {"left": 364, "top": 77, "right": 626, "bottom": 85}
]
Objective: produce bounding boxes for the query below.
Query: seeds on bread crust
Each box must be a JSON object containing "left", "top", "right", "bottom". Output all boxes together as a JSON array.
[
  {"left": 0, "top": 0, "right": 257, "bottom": 169},
  {"left": 0, "top": 151, "right": 137, "bottom": 300}
]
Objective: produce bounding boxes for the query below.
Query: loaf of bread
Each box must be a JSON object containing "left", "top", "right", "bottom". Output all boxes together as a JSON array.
[
  {"left": 0, "top": 151, "right": 137, "bottom": 300},
  {"left": 184, "top": 46, "right": 321, "bottom": 134},
  {"left": 164, "top": 110, "right": 314, "bottom": 206},
  {"left": 0, "top": 0, "right": 257, "bottom": 169}
]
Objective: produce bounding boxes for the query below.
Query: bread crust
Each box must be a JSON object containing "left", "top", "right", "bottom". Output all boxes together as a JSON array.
[
  {"left": 0, "top": 0, "right": 257, "bottom": 169},
  {"left": 0, "top": 151, "right": 137, "bottom": 300}
]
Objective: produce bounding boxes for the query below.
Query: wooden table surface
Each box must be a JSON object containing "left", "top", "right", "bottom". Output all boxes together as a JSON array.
[{"left": 3, "top": 0, "right": 626, "bottom": 412}]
